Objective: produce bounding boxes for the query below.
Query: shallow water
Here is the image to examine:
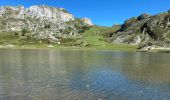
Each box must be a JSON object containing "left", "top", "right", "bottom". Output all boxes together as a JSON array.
[{"left": 0, "top": 49, "right": 170, "bottom": 100}]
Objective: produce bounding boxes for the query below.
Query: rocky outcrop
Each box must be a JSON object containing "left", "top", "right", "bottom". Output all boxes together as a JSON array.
[
  {"left": 0, "top": 5, "right": 93, "bottom": 42},
  {"left": 27, "top": 5, "right": 75, "bottom": 22},
  {"left": 111, "top": 12, "right": 170, "bottom": 50},
  {"left": 81, "top": 18, "right": 93, "bottom": 26}
]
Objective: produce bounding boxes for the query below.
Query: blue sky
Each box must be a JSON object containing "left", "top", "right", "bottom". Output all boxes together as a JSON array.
[{"left": 0, "top": 0, "right": 170, "bottom": 26}]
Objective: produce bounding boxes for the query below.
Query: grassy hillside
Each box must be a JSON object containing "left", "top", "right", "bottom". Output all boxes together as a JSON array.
[
  {"left": 0, "top": 26, "right": 137, "bottom": 51},
  {"left": 0, "top": 32, "right": 49, "bottom": 48},
  {"left": 80, "top": 26, "right": 137, "bottom": 51}
]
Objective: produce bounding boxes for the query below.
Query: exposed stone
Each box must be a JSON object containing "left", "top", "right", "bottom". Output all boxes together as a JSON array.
[
  {"left": 47, "top": 45, "right": 54, "bottom": 48},
  {"left": 130, "top": 35, "right": 141, "bottom": 45},
  {"left": 27, "top": 5, "right": 75, "bottom": 22},
  {"left": 5, "top": 44, "right": 15, "bottom": 48},
  {"left": 0, "top": 5, "right": 93, "bottom": 41},
  {"left": 110, "top": 10, "right": 170, "bottom": 49},
  {"left": 81, "top": 17, "right": 93, "bottom": 26},
  {"left": 57, "top": 42, "right": 61, "bottom": 45}
]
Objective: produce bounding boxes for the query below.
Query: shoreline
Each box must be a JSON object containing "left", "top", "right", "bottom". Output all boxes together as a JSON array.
[
  {"left": 0, "top": 47, "right": 136, "bottom": 52},
  {"left": 0, "top": 45, "right": 137, "bottom": 52},
  {"left": 1, "top": 45, "right": 170, "bottom": 53}
]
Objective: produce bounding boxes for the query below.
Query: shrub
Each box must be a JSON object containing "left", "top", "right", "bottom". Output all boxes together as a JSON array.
[
  {"left": 44, "top": 24, "right": 51, "bottom": 29},
  {"left": 21, "top": 29, "right": 28, "bottom": 36},
  {"left": 14, "top": 32, "right": 19, "bottom": 36},
  {"left": 61, "top": 9, "right": 68, "bottom": 13}
]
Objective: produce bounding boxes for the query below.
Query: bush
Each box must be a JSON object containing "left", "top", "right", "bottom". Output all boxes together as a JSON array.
[
  {"left": 21, "top": 29, "right": 28, "bottom": 36},
  {"left": 44, "top": 24, "right": 51, "bottom": 29},
  {"left": 61, "top": 9, "right": 68, "bottom": 13},
  {"left": 82, "top": 26, "right": 90, "bottom": 30},
  {"left": 14, "top": 32, "right": 19, "bottom": 36}
]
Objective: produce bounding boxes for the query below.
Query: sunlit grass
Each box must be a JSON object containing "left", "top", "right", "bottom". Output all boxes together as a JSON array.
[
  {"left": 80, "top": 26, "right": 137, "bottom": 51},
  {"left": 0, "top": 27, "right": 137, "bottom": 51}
]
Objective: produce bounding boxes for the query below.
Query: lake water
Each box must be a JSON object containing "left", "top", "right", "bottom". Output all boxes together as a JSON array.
[{"left": 0, "top": 49, "right": 170, "bottom": 100}]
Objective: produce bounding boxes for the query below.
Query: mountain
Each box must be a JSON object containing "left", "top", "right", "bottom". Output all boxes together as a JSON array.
[
  {"left": 1, "top": 5, "right": 170, "bottom": 51},
  {"left": 110, "top": 11, "right": 170, "bottom": 50},
  {"left": 0, "top": 5, "right": 93, "bottom": 43}
]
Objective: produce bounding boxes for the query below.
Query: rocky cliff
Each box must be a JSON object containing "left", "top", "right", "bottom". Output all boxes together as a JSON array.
[
  {"left": 110, "top": 11, "right": 170, "bottom": 50},
  {"left": 0, "top": 5, "right": 93, "bottom": 43}
]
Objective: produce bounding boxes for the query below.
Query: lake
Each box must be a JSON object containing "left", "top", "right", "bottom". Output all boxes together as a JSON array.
[{"left": 0, "top": 49, "right": 170, "bottom": 100}]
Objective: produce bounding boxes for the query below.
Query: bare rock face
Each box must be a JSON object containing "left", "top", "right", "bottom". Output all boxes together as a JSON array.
[
  {"left": 0, "top": 5, "right": 93, "bottom": 41},
  {"left": 110, "top": 12, "right": 170, "bottom": 49},
  {"left": 81, "top": 18, "right": 93, "bottom": 26},
  {"left": 27, "top": 5, "right": 75, "bottom": 22}
]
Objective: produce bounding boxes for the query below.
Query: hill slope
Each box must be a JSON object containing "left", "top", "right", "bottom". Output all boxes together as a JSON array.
[
  {"left": 0, "top": 5, "right": 137, "bottom": 50},
  {"left": 0, "top": 5, "right": 92, "bottom": 43},
  {"left": 110, "top": 12, "right": 170, "bottom": 50},
  {"left": 2, "top": 5, "right": 169, "bottom": 51}
]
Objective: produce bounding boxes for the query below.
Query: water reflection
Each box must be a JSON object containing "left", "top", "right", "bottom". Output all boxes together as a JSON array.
[
  {"left": 122, "top": 52, "right": 170, "bottom": 83},
  {"left": 0, "top": 49, "right": 170, "bottom": 100}
]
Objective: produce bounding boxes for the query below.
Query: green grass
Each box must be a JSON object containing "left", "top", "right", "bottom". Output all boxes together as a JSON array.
[
  {"left": 0, "top": 32, "right": 20, "bottom": 44},
  {"left": 0, "top": 27, "right": 137, "bottom": 51},
  {"left": 79, "top": 26, "right": 137, "bottom": 51},
  {"left": 0, "top": 32, "right": 49, "bottom": 47},
  {"left": 166, "top": 32, "right": 170, "bottom": 39}
]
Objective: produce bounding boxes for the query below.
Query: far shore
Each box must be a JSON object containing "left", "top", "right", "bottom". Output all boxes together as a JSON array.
[
  {"left": 137, "top": 47, "right": 170, "bottom": 53},
  {"left": 0, "top": 44, "right": 137, "bottom": 52},
  {"left": 1, "top": 44, "right": 170, "bottom": 53}
]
